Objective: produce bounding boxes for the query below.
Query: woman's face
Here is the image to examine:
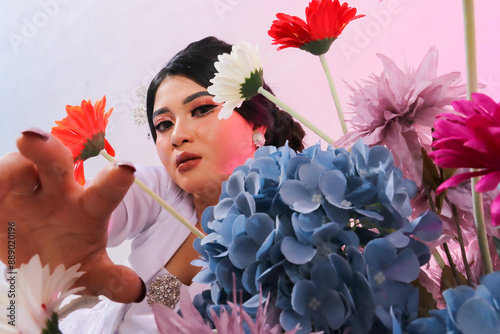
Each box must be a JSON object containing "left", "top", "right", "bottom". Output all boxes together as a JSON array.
[{"left": 152, "top": 75, "right": 256, "bottom": 197}]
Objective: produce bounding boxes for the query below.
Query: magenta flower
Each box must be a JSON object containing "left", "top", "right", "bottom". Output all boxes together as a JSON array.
[
  {"left": 429, "top": 93, "right": 500, "bottom": 226},
  {"left": 335, "top": 47, "right": 466, "bottom": 186}
]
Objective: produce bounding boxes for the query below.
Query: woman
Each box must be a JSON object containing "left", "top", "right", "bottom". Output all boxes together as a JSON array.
[{"left": 0, "top": 36, "right": 305, "bottom": 333}]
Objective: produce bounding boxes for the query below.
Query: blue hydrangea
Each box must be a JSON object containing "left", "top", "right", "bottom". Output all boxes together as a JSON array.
[
  {"left": 407, "top": 272, "right": 500, "bottom": 334},
  {"left": 192, "top": 140, "right": 442, "bottom": 333}
]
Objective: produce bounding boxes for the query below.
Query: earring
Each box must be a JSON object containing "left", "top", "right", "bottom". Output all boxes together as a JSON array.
[{"left": 252, "top": 131, "right": 265, "bottom": 148}]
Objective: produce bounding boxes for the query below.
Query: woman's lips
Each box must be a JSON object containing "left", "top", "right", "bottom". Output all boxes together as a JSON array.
[{"left": 176, "top": 152, "right": 202, "bottom": 172}]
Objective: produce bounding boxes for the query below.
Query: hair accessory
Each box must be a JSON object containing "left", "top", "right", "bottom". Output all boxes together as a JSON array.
[
  {"left": 146, "top": 273, "right": 182, "bottom": 309},
  {"left": 132, "top": 86, "right": 148, "bottom": 126},
  {"left": 252, "top": 131, "right": 265, "bottom": 148}
]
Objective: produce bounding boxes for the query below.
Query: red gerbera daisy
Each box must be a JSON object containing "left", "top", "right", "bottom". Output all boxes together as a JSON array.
[
  {"left": 268, "top": 0, "right": 363, "bottom": 55},
  {"left": 51, "top": 96, "right": 115, "bottom": 185}
]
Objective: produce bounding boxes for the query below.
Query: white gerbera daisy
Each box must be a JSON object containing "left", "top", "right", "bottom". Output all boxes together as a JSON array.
[
  {"left": 0, "top": 255, "right": 85, "bottom": 333},
  {"left": 207, "top": 41, "right": 263, "bottom": 120}
]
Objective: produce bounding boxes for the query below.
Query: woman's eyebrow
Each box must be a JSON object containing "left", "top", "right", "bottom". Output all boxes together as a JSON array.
[
  {"left": 152, "top": 107, "right": 170, "bottom": 119},
  {"left": 183, "top": 91, "right": 213, "bottom": 104}
]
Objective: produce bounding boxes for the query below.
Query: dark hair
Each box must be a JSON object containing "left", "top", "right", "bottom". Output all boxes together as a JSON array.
[{"left": 146, "top": 36, "right": 305, "bottom": 151}]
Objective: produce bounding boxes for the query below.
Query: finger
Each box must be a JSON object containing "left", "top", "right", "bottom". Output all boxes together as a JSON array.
[
  {"left": 81, "top": 260, "right": 146, "bottom": 303},
  {"left": 0, "top": 152, "right": 39, "bottom": 204},
  {"left": 80, "top": 161, "right": 136, "bottom": 222},
  {"left": 16, "top": 128, "right": 77, "bottom": 196}
]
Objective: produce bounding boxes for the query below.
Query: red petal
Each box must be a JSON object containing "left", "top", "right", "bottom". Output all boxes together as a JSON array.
[
  {"left": 104, "top": 139, "right": 115, "bottom": 157},
  {"left": 74, "top": 160, "right": 86, "bottom": 186}
]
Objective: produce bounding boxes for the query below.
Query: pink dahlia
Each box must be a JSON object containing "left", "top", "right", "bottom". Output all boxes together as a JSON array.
[
  {"left": 429, "top": 93, "right": 500, "bottom": 226},
  {"left": 335, "top": 47, "right": 466, "bottom": 186}
]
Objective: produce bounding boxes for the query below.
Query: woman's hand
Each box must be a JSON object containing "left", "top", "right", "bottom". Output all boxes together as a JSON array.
[{"left": 0, "top": 129, "right": 145, "bottom": 304}]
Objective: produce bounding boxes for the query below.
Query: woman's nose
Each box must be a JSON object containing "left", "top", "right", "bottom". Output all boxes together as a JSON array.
[{"left": 171, "top": 119, "right": 194, "bottom": 147}]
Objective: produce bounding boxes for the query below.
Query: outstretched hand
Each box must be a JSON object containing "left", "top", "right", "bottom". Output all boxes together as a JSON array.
[{"left": 0, "top": 128, "right": 145, "bottom": 304}]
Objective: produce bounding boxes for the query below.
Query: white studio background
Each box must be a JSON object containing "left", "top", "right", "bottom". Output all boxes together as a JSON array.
[{"left": 1, "top": 0, "right": 499, "bottom": 264}]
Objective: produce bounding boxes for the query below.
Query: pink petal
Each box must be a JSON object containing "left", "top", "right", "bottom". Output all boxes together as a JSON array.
[
  {"left": 414, "top": 46, "right": 438, "bottom": 82},
  {"left": 472, "top": 93, "right": 500, "bottom": 116},
  {"left": 451, "top": 99, "right": 478, "bottom": 117},
  {"left": 436, "top": 170, "right": 489, "bottom": 194},
  {"left": 476, "top": 171, "right": 500, "bottom": 192},
  {"left": 490, "top": 194, "right": 500, "bottom": 227}
]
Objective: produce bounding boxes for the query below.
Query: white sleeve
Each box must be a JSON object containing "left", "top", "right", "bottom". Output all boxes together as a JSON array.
[{"left": 106, "top": 165, "right": 174, "bottom": 247}]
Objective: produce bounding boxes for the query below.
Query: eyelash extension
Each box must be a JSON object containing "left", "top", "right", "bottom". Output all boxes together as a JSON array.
[
  {"left": 154, "top": 120, "right": 173, "bottom": 133},
  {"left": 191, "top": 103, "right": 218, "bottom": 117},
  {"left": 154, "top": 103, "right": 219, "bottom": 133}
]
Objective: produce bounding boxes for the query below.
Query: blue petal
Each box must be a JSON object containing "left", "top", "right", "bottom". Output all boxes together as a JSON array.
[
  {"left": 235, "top": 192, "right": 255, "bottom": 217},
  {"left": 385, "top": 230, "right": 410, "bottom": 248},
  {"left": 322, "top": 201, "right": 350, "bottom": 226},
  {"left": 286, "top": 156, "right": 311, "bottom": 180},
  {"left": 192, "top": 267, "right": 217, "bottom": 284},
  {"left": 213, "top": 197, "right": 235, "bottom": 220},
  {"left": 481, "top": 271, "right": 500, "bottom": 304},
  {"left": 291, "top": 213, "right": 313, "bottom": 244},
  {"left": 200, "top": 206, "right": 215, "bottom": 233},
  {"left": 407, "top": 318, "right": 447, "bottom": 334},
  {"left": 329, "top": 253, "right": 353, "bottom": 282},
  {"left": 280, "top": 180, "right": 321, "bottom": 214},
  {"left": 245, "top": 171, "right": 260, "bottom": 195},
  {"left": 225, "top": 171, "right": 245, "bottom": 198},
  {"left": 250, "top": 157, "right": 280, "bottom": 182},
  {"left": 215, "top": 258, "right": 239, "bottom": 292},
  {"left": 220, "top": 214, "right": 238, "bottom": 245},
  {"left": 364, "top": 238, "right": 397, "bottom": 270},
  {"left": 296, "top": 211, "right": 324, "bottom": 232},
  {"left": 280, "top": 309, "right": 311, "bottom": 334},
  {"left": 456, "top": 298, "right": 499, "bottom": 334},
  {"left": 229, "top": 235, "right": 258, "bottom": 269},
  {"left": 243, "top": 293, "right": 265, "bottom": 309},
  {"left": 321, "top": 289, "right": 346, "bottom": 330},
  {"left": 256, "top": 230, "right": 275, "bottom": 261},
  {"left": 281, "top": 237, "right": 316, "bottom": 265},
  {"left": 232, "top": 214, "right": 248, "bottom": 239},
  {"left": 442, "top": 285, "right": 476, "bottom": 321},
  {"left": 311, "top": 150, "right": 335, "bottom": 169},
  {"left": 346, "top": 246, "right": 366, "bottom": 274},
  {"left": 402, "top": 211, "right": 443, "bottom": 242},
  {"left": 291, "top": 279, "right": 316, "bottom": 315},
  {"left": 297, "top": 162, "right": 325, "bottom": 191},
  {"left": 246, "top": 213, "right": 275, "bottom": 245},
  {"left": 254, "top": 145, "right": 276, "bottom": 159},
  {"left": 241, "top": 262, "right": 259, "bottom": 294},
  {"left": 301, "top": 142, "right": 321, "bottom": 158},
  {"left": 319, "top": 170, "right": 347, "bottom": 206},
  {"left": 384, "top": 248, "right": 420, "bottom": 283},
  {"left": 349, "top": 272, "right": 375, "bottom": 331}
]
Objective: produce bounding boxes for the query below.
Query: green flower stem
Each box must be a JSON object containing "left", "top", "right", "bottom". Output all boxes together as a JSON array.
[
  {"left": 257, "top": 87, "right": 334, "bottom": 144},
  {"left": 423, "top": 184, "right": 461, "bottom": 285},
  {"left": 451, "top": 203, "right": 473, "bottom": 285},
  {"left": 462, "top": 0, "right": 493, "bottom": 274},
  {"left": 100, "top": 151, "right": 206, "bottom": 239},
  {"left": 319, "top": 54, "right": 348, "bottom": 136}
]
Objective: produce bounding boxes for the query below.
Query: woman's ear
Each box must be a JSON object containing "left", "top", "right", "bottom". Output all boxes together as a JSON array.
[{"left": 253, "top": 125, "right": 267, "bottom": 135}]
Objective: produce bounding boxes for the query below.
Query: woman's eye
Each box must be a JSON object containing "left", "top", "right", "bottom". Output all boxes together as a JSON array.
[
  {"left": 155, "top": 120, "right": 173, "bottom": 133},
  {"left": 192, "top": 104, "right": 217, "bottom": 117}
]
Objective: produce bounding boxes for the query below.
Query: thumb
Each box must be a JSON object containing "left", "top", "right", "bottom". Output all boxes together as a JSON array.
[{"left": 80, "top": 261, "right": 146, "bottom": 304}]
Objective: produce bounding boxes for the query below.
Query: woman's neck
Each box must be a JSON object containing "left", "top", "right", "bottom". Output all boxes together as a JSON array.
[{"left": 192, "top": 191, "right": 221, "bottom": 222}]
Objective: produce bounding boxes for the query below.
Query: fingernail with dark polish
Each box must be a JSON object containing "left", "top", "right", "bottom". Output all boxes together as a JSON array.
[
  {"left": 135, "top": 278, "right": 147, "bottom": 303},
  {"left": 116, "top": 161, "right": 136, "bottom": 173},
  {"left": 22, "top": 128, "right": 49, "bottom": 141}
]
